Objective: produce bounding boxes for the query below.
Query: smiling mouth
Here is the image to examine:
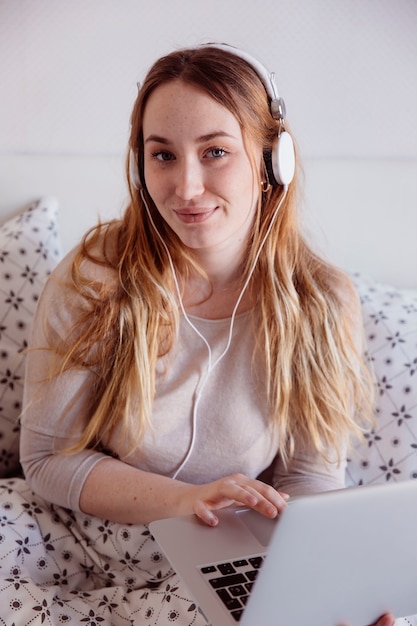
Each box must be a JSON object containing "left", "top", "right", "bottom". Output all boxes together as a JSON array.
[{"left": 174, "top": 208, "right": 217, "bottom": 224}]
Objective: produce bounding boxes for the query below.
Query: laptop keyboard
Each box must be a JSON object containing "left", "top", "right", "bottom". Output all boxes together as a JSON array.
[{"left": 199, "top": 554, "right": 265, "bottom": 622}]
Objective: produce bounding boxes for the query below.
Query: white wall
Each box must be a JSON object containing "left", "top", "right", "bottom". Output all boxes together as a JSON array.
[{"left": 1, "top": 0, "right": 416, "bottom": 287}]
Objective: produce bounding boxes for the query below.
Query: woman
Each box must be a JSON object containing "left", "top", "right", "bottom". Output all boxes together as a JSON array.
[{"left": 0, "top": 44, "right": 398, "bottom": 624}]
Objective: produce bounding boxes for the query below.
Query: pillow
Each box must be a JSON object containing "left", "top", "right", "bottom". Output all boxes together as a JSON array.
[
  {"left": 346, "top": 274, "right": 417, "bottom": 486},
  {"left": 0, "top": 197, "right": 62, "bottom": 477}
]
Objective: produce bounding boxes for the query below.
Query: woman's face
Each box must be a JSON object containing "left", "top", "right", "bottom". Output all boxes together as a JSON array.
[{"left": 142, "top": 80, "right": 263, "bottom": 263}]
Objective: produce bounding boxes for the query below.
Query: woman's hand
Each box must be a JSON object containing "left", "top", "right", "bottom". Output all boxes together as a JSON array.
[
  {"left": 189, "top": 472, "right": 289, "bottom": 526},
  {"left": 341, "top": 612, "right": 395, "bottom": 626},
  {"left": 369, "top": 615, "right": 395, "bottom": 626}
]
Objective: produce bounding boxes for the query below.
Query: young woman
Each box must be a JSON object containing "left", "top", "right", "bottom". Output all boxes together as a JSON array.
[{"left": 0, "top": 44, "right": 400, "bottom": 625}]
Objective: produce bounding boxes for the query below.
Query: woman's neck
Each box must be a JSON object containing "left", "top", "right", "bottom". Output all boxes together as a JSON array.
[
  {"left": 182, "top": 271, "right": 255, "bottom": 320},
  {"left": 177, "top": 240, "right": 256, "bottom": 319}
]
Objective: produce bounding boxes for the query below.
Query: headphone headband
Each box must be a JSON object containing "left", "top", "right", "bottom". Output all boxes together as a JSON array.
[
  {"left": 201, "top": 43, "right": 286, "bottom": 122},
  {"left": 200, "top": 43, "right": 295, "bottom": 186}
]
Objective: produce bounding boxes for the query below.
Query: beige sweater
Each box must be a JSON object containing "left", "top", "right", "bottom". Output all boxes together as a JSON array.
[{"left": 21, "top": 250, "right": 347, "bottom": 512}]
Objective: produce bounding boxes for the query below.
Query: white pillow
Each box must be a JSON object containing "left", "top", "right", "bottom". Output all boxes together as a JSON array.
[
  {"left": 346, "top": 274, "right": 417, "bottom": 486},
  {"left": 0, "top": 197, "right": 62, "bottom": 476}
]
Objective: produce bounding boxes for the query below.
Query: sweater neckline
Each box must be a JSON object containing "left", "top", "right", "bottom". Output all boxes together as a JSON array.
[{"left": 185, "top": 308, "right": 253, "bottom": 325}]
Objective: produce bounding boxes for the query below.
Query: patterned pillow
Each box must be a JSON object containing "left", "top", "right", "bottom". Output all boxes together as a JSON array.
[
  {"left": 0, "top": 197, "right": 62, "bottom": 477},
  {"left": 346, "top": 274, "right": 417, "bottom": 486}
]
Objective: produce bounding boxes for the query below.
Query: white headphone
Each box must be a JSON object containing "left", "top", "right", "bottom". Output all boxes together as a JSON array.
[
  {"left": 133, "top": 45, "right": 294, "bottom": 478},
  {"left": 203, "top": 43, "right": 295, "bottom": 187},
  {"left": 130, "top": 43, "right": 295, "bottom": 189}
]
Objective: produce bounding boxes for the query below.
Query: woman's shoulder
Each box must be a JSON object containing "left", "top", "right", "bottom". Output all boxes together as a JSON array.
[
  {"left": 330, "top": 268, "right": 361, "bottom": 315},
  {"left": 324, "top": 267, "right": 364, "bottom": 349},
  {"left": 53, "top": 222, "right": 121, "bottom": 285},
  {"left": 33, "top": 223, "right": 123, "bottom": 336}
]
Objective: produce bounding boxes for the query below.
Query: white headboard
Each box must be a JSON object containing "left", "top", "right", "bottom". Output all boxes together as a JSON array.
[{"left": 1, "top": 0, "right": 416, "bottom": 288}]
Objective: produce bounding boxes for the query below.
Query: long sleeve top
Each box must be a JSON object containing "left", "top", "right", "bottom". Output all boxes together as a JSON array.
[{"left": 20, "top": 248, "right": 347, "bottom": 512}]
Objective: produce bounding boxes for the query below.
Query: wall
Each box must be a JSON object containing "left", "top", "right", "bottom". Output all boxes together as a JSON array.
[{"left": 1, "top": 0, "right": 416, "bottom": 287}]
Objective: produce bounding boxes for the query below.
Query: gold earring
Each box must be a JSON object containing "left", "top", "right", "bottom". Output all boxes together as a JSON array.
[{"left": 261, "top": 180, "right": 271, "bottom": 193}]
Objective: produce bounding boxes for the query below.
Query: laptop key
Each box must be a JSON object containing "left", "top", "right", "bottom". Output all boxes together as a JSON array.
[
  {"left": 208, "top": 573, "right": 247, "bottom": 589},
  {"left": 248, "top": 556, "right": 264, "bottom": 569},
  {"left": 231, "top": 609, "right": 244, "bottom": 622},
  {"left": 246, "top": 569, "right": 259, "bottom": 581},
  {"left": 216, "top": 588, "right": 242, "bottom": 611},
  {"left": 229, "top": 584, "right": 247, "bottom": 597},
  {"left": 218, "top": 562, "right": 236, "bottom": 575}
]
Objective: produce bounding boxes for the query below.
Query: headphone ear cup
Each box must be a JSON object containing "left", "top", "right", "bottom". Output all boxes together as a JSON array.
[
  {"left": 270, "top": 131, "right": 295, "bottom": 186},
  {"left": 129, "top": 150, "right": 142, "bottom": 189}
]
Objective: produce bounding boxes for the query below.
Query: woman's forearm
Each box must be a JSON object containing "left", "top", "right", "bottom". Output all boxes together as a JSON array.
[{"left": 79, "top": 457, "right": 197, "bottom": 524}]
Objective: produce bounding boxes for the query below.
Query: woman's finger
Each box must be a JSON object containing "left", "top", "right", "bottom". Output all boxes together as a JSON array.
[
  {"left": 192, "top": 499, "right": 220, "bottom": 526},
  {"left": 339, "top": 612, "right": 395, "bottom": 626},
  {"left": 224, "top": 476, "right": 289, "bottom": 517}
]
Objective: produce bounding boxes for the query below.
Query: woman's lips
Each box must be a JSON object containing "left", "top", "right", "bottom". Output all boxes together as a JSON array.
[{"left": 174, "top": 208, "right": 218, "bottom": 224}]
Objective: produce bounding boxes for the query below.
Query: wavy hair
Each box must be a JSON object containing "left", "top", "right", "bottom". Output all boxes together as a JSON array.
[{"left": 55, "top": 45, "right": 373, "bottom": 462}]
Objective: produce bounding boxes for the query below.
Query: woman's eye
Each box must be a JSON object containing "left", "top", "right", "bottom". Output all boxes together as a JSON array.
[
  {"left": 207, "top": 147, "right": 228, "bottom": 159},
  {"left": 153, "top": 151, "right": 174, "bottom": 162}
]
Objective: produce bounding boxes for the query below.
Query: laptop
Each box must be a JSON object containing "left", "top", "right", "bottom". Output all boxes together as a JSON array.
[{"left": 149, "top": 480, "right": 417, "bottom": 626}]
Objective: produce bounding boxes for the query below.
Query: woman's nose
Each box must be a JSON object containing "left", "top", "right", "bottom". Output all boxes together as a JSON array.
[{"left": 175, "top": 158, "right": 205, "bottom": 200}]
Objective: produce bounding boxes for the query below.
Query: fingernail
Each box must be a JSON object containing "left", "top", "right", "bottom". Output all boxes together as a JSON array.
[
  {"left": 207, "top": 513, "right": 218, "bottom": 526},
  {"left": 266, "top": 504, "right": 278, "bottom": 518}
]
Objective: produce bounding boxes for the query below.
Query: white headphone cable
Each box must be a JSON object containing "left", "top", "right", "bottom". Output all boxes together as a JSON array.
[{"left": 140, "top": 187, "right": 287, "bottom": 478}]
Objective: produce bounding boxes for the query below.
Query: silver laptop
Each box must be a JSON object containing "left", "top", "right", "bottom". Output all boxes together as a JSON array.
[{"left": 150, "top": 480, "right": 417, "bottom": 625}]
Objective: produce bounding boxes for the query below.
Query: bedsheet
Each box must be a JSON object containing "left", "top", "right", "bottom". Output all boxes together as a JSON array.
[{"left": 0, "top": 478, "right": 208, "bottom": 625}]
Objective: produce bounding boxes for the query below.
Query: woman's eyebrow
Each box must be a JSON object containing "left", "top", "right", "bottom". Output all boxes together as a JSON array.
[
  {"left": 144, "top": 131, "right": 238, "bottom": 145},
  {"left": 144, "top": 134, "right": 169, "bottom": 145},
  {"left": 196, "top": 131, "right": 238, "bottom": 143}
]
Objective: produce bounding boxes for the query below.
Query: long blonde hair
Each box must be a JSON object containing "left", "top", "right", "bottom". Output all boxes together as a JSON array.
[{"left": 55, "top": 46, "right": 373, "bottom": 462}]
